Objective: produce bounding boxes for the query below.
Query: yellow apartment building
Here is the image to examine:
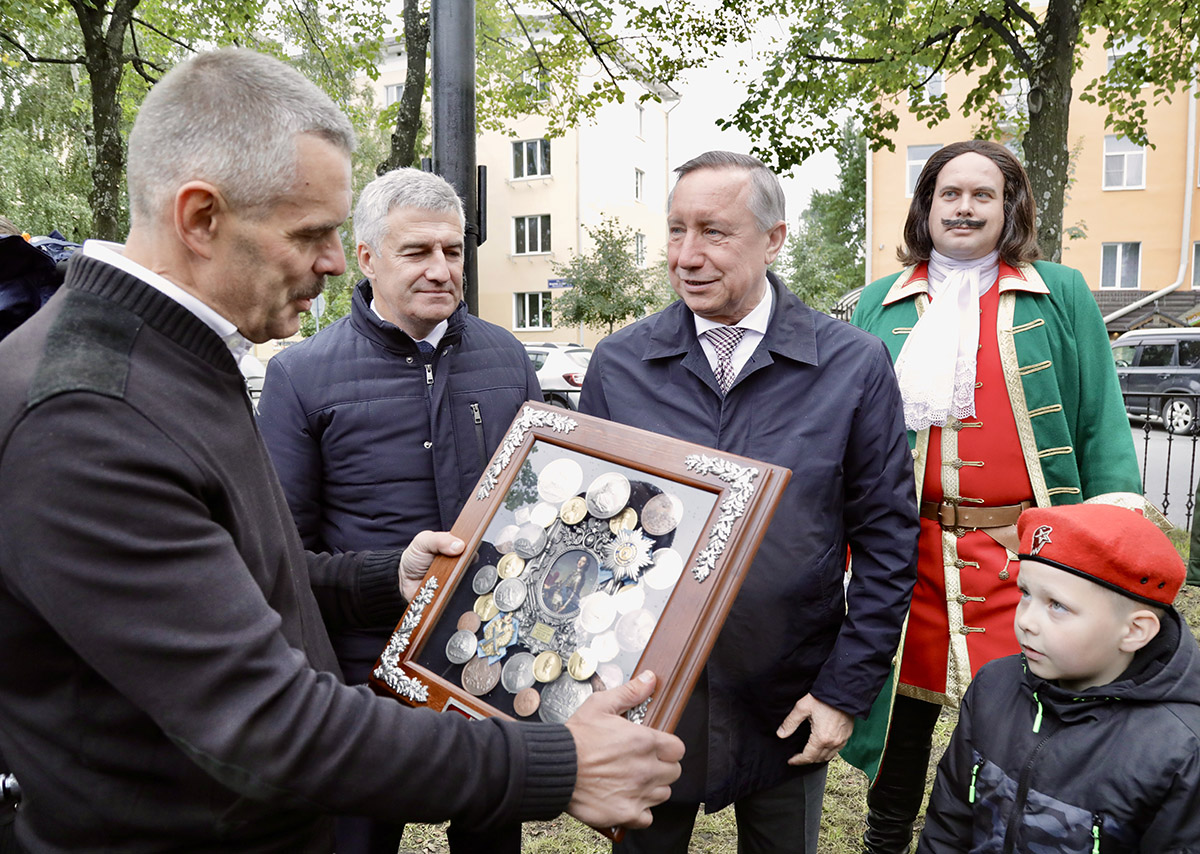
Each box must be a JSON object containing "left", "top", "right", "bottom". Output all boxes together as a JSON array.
[
  {"left": 365, "top": 40, "right": 676, "bottom": 349},
  {"left": 867, "top": 38, "right": 1200, "bottom": 332}
]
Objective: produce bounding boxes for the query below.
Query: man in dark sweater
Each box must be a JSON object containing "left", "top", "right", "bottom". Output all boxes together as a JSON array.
[
  {"left": 258, "top": 167, "right": 543, "bottom": 854},
  {"left": 0, "top": 47, "right": 681, "bottom": 854}
]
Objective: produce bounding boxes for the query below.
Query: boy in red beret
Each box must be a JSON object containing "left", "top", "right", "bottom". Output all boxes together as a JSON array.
[{"left": 917, "top": 503, "right": 1200, "bottom": 853}]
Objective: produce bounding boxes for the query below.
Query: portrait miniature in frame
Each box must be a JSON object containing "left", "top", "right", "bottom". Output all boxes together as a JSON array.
[{"left": 371, "top": 402, "right": 790, "bottom": 734}]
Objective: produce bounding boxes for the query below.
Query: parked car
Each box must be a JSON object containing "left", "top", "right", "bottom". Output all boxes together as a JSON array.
[
  {"left": 1111, "top": 328, "right": 1200, "bottom": 433},
  {"left": 523, "top": 342, "right": 591, "bottom": 409}
]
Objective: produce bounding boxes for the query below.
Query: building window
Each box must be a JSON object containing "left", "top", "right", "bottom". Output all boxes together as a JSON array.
[
  {"left": 384, "top": 83, "right": 403, "bottom": 106},
  {"left": 917, "top": 67, "right": 943, "bottom": 99},
  {"left": 512, "top": 138, "right": 551, "bottom": 179},
  {"left": 634, "top": 168, "right": 645, "bottom": 201},
  {"left": 1193, "top": 242, "right": 1200, "bottom": 288},
  {"left": 1107, "top": 36, "right": 1143, "bottom": 73},
  {"left": 634, "top": 232, "right": 647, "bottom": 267},
  {"left": 636, "top": 103, "right": 644, "bottom": 138},
  {"left": 514, "top": 215, "right": 551, "bottom": 255},
  {"left": 906, "top": 144, "right": 941, "bottom": 196},
  {"left": 1101, "top": 242, "right": 1141, "bottom": 289},
  {"left": 522, "top": 67, "right": 550, "bottom": 100},
  {"left": 515, "top": 292, "right": 552, "bottom": 330},
  {"left": 1104, "top": 135, "right": 1145, "bottom": 189}
]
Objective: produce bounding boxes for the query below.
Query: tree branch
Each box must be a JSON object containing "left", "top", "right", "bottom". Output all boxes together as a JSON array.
[
  {"left": 1003, "top": 0, "right": 1041, "bottom": 32},
  {"left": 0, "top": 31, "right": 84, "bottom": 65},
  {"left": 978, "top": 10, "right": 1033, "bottom": 74},
  {"left": 289, "top": 0, "right": 335, "bottom": 85},
  {"left": 131, "top": 15, "right": 195, "bottom": 53},
  {"left": 538, "top": 0, "right": 623, "bottom": 84}
]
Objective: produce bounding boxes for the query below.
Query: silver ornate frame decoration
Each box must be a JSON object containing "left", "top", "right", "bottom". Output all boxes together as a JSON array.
[
  {"left": 626, "top": 697, "right": 651, "bottom": 725},
  {"left": 684, "top": 454, "right": 760, "bottom": 582},
  {"left": 476, "top": 406, "right": 577, "bottom": 500},
  {"left": 372, "top": 577, "right": 439, "bottom": 703}
]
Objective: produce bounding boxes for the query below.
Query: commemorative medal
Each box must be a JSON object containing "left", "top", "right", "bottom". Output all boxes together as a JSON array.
[
  {"left": 461, "top": 657, "right": 501, "bottom": 696},
  {"left": 445, "top": 629, "right": 479, "bottom": 665},
  {"left": 584, "top": 472, "right": 631, "bottom": 520},
  {"left": 501, "top": 652, "right": 536, "bottom": 694},
  {"left": 641, "top": 492, "right": 684, "bottom": 536},
  {"left": 493, "top": 577, "right": 528, "bottom": 612},
  {"left": 559, "top": 497, "right": 588, "bottom": 525},
  {"left": 537, "top": 457, "right": 584, "bottom": 504},
  {"left": 533, "top": 651, "right": 563, "bottom": 683}
]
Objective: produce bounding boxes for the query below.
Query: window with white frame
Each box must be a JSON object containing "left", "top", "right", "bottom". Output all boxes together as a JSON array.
[
  {"left": 917, "top": 67, "right": 944, "bottom": 99},
  {"left": 1100, "top": 242, "right": 1141, "bottom": 288},
  {"left": 384, "top": 83, "right": 404, "bottom": 106},
  {"left": 514, "top": 292, "right": 552, "bottom": 330},
  {"left": 512, "top": 138, "right": 551, "bottom": 179},
  {"left": 634, "top": 168, "right": 645, "bottom": 201},
  {"left": 1193, "top": 242, "right": 1200, "bottom": 288},
  {"left": 636, "top": 103, "right": 645, "bottom": 138},
  {"left": 1107, "top": 36, "right": 1143, "bottom": 72},
  {"left": 522, "top": 67, "right": 550, "bottom": 100},
  {"left": 906, "top": 144, "right": 941, "bottom": 196},
  {"left": 634, "top": 232, "right": 647, "bottom": 267},
  {"left": 1104, "top": 135, "right": 1145, "bottom": 189},
  {"left": 514, "top": 215, "right": 551, "bottom": 255}
]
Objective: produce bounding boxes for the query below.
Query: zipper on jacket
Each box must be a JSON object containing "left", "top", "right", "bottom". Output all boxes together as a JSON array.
[
  {"left": 1091, "top": 813, "right": 1103, "bottom": 853},
  {"left": 471, "top": 402, "right": 487, "bottom": 468},
  {"left": 425, "top": 363, "right": 434, "bottom": 386},
  {"left": 1001, "top": 732, "right": 1055, "bottom": 854},
  {"left": 968, "top": 760, "right": 981, "bottom": 804},
  {"left": 1031, "top": 691, "right": 1043, "bottom": 733}
]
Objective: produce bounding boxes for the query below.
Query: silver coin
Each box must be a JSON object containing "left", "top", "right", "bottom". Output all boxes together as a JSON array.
[
  {"left": 615, "top": 608, "right": 657, "bottom": 653},
  {"left": 530, "top": 501, "right": 560, "bottom": 528},
  {"left": 494, "top": 524, "right": 520, "bottom": 555},
  {"left": 596, "top": 662, "right": 625, "bottom": 690},
  {"left": 578, "top": 591, "right": 617, "bottom": 634},
  {"left": 585, "top": 472, "right": 631, "bottom": 520},
  {"left": 445, "top": 629, "right": 479, "bottom": 665},
  {"left": 538, "top": 457, "right": 584, "bottom": 504},
  {"left": 472, "top": 564, "right": 498, "bottom": 595},
  {"left": 501, "top": 651, "right": 536, "bottom": 693},
  {"left": 537, "top": 673, "right": 594, "bottom": 723},
  {"left": 641, "top": 492, "right": 684, "bottom": 536},
  {"left": 645, "top": 548, "right": 685, "bottom": 590},
  {"left": 512, "top": 522, "right": 548, "bottom": 559},
  {"left": 612, "top": 583, "right": 646, "bottom": 614},
  {"left": 461, "top": 657, "right": 502, "bottom": 696},
  {"left": 494, "top": 577, "right": 528, "bottom": 612},
  {"left": 591, "top": 630, "right": 620, "bottom": 663}
]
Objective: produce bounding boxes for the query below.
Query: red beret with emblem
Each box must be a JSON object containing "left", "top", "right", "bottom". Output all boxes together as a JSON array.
[{"left": 1016, "top": 504, "right": 1184, "bottom": 606}]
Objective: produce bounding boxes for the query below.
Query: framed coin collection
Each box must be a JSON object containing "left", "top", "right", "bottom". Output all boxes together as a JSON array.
[{"left": 370, "top": 402, "right": 790, "bottom": 734}]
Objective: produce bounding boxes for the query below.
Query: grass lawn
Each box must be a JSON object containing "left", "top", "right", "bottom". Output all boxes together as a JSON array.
[{"left": 398, "top": 546, "right": 1200, "bottom": 854}]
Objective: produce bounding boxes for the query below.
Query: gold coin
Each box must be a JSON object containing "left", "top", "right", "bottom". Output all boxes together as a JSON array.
[
  {"left": 533, "top": 651, "right": 563, "bottom": 683},
  {"left": 457, "top": 611, "right": 482, "bottom": 633},
  {"left": 567, "top": 649, "right": 597, "bottom": 681},
  {"left": 559, "top": 496, "right": 587, "bottom": 525},
  {"left": 473, "top": 593, "right": 499, "bottom": 622},
  {"left": 608, "top": 507, "right": 638, "bottom": 534},
  {"left": 497, "top": 553, "right": 526, "bottom": 579}
]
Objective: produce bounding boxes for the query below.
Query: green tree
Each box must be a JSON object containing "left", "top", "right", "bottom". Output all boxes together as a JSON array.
[
  {"left": 776, "top": 119, "right": 865, "bottom": 305},
  {"left": 620, "top": 0, "right": 1200, "bottom": 262},
  {"left": 551, "top": 217, "right": 655, "bottom": 335}
]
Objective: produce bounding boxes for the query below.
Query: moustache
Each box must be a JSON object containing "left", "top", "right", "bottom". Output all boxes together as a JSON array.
[
  {"left": 291, "top": 281, "right": 325, "bottom": 302},
  {"left": 942, "top": 218, "right": 986, "bottom": 229}
]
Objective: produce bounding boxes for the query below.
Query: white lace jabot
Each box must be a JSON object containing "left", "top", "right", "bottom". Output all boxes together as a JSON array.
[{"left": 893, "top": 249, "right": 999, "bottom": 431}]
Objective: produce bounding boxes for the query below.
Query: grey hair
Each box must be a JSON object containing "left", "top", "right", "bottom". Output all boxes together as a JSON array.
[
  {"left": 127, "top": 48, "right": 356, "bottom": 222},
  {"left": 353, "top": 168, "right": 466, "bottom": 251},
  {"left": 669, "top": 151, "right": 785, "bottom": 231}
]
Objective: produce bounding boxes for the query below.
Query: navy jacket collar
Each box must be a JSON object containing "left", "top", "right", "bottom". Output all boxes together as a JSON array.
[
  {"left": 348, "top": 278, "right": 466, "bottom": 355},
  {"left": 642, "top": 270, "right": 818, "bottom": 367}
]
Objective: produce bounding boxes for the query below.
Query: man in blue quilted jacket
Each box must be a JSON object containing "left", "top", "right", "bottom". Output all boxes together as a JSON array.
[{"left": 257, "top": 167, "right": 542, "bottom": 854}]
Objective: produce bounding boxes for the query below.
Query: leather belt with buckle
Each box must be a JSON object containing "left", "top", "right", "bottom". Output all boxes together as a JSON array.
[{"left": 919, "top": 500, "right": 1033, "bottom": 530}]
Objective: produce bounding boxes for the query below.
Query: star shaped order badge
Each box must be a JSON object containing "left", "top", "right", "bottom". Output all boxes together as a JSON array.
[{"left": 604, "top": 528, "right": 654, "bottom": 582}]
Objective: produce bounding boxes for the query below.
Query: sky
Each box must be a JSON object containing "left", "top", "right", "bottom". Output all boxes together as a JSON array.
[{"left": 658, "top": 24, "right": 842, "bottom": 223}]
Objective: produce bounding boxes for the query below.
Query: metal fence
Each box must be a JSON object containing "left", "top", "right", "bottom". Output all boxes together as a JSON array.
[{"left": 1126, "top": 391, "right": 1200, "bottom": 531}]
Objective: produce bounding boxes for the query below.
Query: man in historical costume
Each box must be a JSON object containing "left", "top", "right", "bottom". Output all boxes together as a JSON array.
[
  {"left": 257, "top": 167, "right": 541, "bottom": 854},
  {"left": 851, "top": 139, "right": 1145, "bottom": 854},
  {"left": 580, "top": 151, "right": 919, "bottom": 854},
  {"left": 0, "top": 48, "right": 683, "bottom": 854}
]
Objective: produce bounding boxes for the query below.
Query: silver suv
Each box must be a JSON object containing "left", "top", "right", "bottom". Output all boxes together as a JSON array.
[{"left": 523, "top": 342, "right": 591, "bottom": 409}]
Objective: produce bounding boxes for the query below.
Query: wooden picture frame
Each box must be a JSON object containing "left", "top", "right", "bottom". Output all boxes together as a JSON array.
[{"left": 370, "top": 402, "right": 790, "bottom": 734}]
